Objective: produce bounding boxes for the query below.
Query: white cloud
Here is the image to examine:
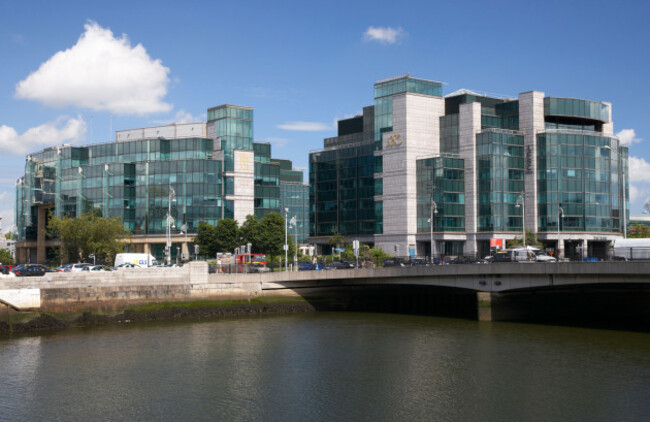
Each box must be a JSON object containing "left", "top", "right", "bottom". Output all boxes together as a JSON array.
[
  {"left": 627, "top": 155, "right": 650, "bottom": 210},
  {"left": 628, "top": 156, "right": 650, "bottom": 183},
  {"left": 277, "top": 121, "right": 333, "bottom": 131},
  {"left": 172, "top": 109, "right": 201, "bottom": 124},
  {"left": 265, "top": 137, "right": 289, "bottom": 148},
  {"left": 15, "top": 21, "right": 171, "bottom": 115},
  {"left": 363, "top": 26, "right": 405, "bottom": 44},
  {"left": 616, "top": 129, "right": 642, "bottom": 146},
  {"left": 0, "top": 116, "right": 86, "bottom": 155},
  {"left": 153, "top": 109, "right": 203, "bottom": 125},
  {"left": 0, "top": 207, "right": 14, "bottom": 233}
]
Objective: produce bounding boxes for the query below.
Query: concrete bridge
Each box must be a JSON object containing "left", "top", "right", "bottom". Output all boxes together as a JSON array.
[
  {"left": 260, "top": 261, "right": 650, "bottom": 292},
  {"left": 1, "top": 262, "right": 649, "bottom": 327}
]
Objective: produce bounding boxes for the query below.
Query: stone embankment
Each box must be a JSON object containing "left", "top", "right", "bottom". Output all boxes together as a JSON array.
[
  {"left": 0, "top": 262, "right": 272, "bottom": 313},
  {"left": 0, "top": 262, "right": 315, "bottom": 333},
  {"left": 0, "top": 301, "right": 316, "bottom": 334}
]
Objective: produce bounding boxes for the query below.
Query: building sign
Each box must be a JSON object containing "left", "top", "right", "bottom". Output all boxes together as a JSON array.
[
  {"left": 238, "top": 153, "right": 251, "bottom": 171},
  {"left": 386, "top": 133, "right": 403, "bottom": 147},
  {"left": 490, "top": 238, "right": 503, "bottom": 248},
  {"left": 525, "top": 145, "right": 533, "bottom": 175}
]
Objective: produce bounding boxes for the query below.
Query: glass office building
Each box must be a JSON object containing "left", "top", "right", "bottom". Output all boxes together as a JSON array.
[
  {"left": 15, "top": 105, "right": 308, "bottom": 264},
  {"left": 310, "top": 75, "right": 629, "bottom": 260},
  {"left": 310, "top": 106, "right": 377, "bottom": 252}
]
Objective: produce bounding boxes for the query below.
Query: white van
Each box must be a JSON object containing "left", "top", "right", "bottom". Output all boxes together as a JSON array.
[
  {"left": 511, "top": 247, "right": 557, "bottom": 262},
  {"left": 613, "top": 238, "right": 650, "bottom": 260},
  {"left": 114, "top": 253, "right": 157, "bottom": 268}
]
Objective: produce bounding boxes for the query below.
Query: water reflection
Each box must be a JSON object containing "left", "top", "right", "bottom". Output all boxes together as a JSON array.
[{"left": 1, "top": 314, "right": 649, "bottom": 421}]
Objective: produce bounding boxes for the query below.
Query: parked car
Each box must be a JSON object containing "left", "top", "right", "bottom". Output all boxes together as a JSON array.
[
  {"left": 383, "top": 258, "right": 404, "bottom": 267},
  {"left": 406, "top": 258, "right": 428, "bottom": 266},
  {"left": 115, "top": 263, "right": 142, "bottom": 270},
  {"left": 448, "top": 256, "right": 480, "bottom": 264},
  {"left": 246, "top": 263, "right": 271, "bottom": 273},
  {"left": 298, "top": 262, "right": 316, "bottom": 271},
  {"left": 12, "top": 264, "right": 48, "bottom": 277},
  {"left": 327, "top": 260, "right": 354, "bottom": 270},
  {"left": 67, "top": 263, "right": 93, "bottom": 272},
  {"left": 82, "top": 265, "right": 113, "bottom": 272}
]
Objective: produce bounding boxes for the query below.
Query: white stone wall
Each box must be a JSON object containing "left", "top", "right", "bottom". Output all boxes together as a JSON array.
[
  {"left": 519, "top": 91, "right": 545, "bottom": 234},
  {"left": 116, "top": 123, "right": 206, "bottom": 142},
  {"left": 376, "top": 93, "right": 444, "bottom": 256},
  {"left": 0, "top": 288, "right": 40, "bottom": 310},
  {"left": 459, "top": 102, "right": 482, "bottom": 255},
  {"left": 230, "top": 150, "right": 255, "bottom": 224}
]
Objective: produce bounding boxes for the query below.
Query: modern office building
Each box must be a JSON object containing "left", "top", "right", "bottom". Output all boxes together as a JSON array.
[
  {"left": 15, "top": 104, "right": 308, "bottom": 264},
  {"left": 310, "top": 75, "right": 629, "bottom": 260}
]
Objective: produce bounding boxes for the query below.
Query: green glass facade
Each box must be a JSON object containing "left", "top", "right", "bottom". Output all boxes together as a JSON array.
[
  {"left": 477, "top": 130, "right": 525, "bottom": 232},
  {"left": 310, "top": 144, "right": 376, "bottom": 237},
  {"left": 537, "top": 132, "right": 624, "bottom": 232},
  {"left": 275, "top": 159, "right": 309, "bottom": 243},
  {"left": 16, "top": 104, "right": 309, "bottom": 264},
  {"left": 544, "top": 97, "right": 610, "bottom": 123},
  {"left": 208, "top": 105, "right": 253, "bottom": 172},
  {"left": 253, "top": 143, "right": 280, "bottom": 219},
  {"left": 15, "top": 137, "right": 222, "bottom": 240},
  {"left": 416, "top": 157, "right": 465, "bottom": 233}
]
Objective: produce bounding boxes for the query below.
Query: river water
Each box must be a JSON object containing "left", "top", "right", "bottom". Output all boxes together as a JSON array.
[{"left": 1, "top": 313, "right": 649, "bottom": 422}]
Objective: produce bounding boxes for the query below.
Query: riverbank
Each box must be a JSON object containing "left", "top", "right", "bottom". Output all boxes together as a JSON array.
[{"left": 0, "top": 296, "right": 316, "bottom": 334}]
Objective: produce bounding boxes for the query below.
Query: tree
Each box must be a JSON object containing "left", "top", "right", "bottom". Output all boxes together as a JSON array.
[
  {"left": 239, "top": 215, "right": 262, "bottom": 252},
  {"left": 370, "top": 248, "right": 392, "bottom": 268},
  {"left": 214, "top": 218, "right": 239, "bottom": 252},
  {"left": 48, "top": 210, "right": 131, "bottom": 264},
  {"left": 194, "top": 221, "right": 219, "bottom": 258},
  {"left": 628, "top": 223, "right": 650, "bottom": 238},
  {"left": 507, "top": 229, "right": 542, "bottom": 249},
  {"left": 4, "top": 232, "right": 13, "bottom": 240},
  {"left": 0, "top": 249, "right": 14, "bottom": 265},
  {"left": 329, "top": 231, "right": 347, "bottom": 249},
  {"left": 259, "top": 212, "right": 294, "bottom": 265}
]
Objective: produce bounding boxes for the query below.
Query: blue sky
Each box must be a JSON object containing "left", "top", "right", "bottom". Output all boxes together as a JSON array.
[{"left": 2, "top": 0, "right": 650, "bottom": 231}]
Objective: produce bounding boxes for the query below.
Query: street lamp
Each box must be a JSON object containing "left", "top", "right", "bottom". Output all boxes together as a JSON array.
[
  {"left": 166, "top": 185, "right": 176, "bottom": 265},
  {"left": 284, "top": 208, "right": 289, "bottom": 271},
  {"left": 290, "top": 215, "right": 298, "bottom": 271},
  {"left": 516, "top": 193, "right": 526, "bottom": 253},
  {"left": 558, "top": 204, "right": 565, "bottom": 259},
  {"left": 428, "top": 200, "right": 438, "bottom": 263}
]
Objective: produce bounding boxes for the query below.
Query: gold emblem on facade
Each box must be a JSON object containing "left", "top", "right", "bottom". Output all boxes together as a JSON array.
[{"left": 386, "top": 133, "right": 403, "bottom": 147}]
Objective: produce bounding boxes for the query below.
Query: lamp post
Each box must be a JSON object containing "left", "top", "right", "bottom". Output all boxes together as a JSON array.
[
  {"left": 516, "top": 193, "right": 526, "bottom": 253},
  {"left": 428, "top": 200, "right": 438, "bottom": 263},
  {"left": 290, "top": 215, "right": 298, "bottom": 271},
  {"left": 558, "top": 205, "right": 564, "bottom": 259},
  {"left": 166, "top": 185, "right": 176, "bottom": 266},
  {"left": 284, "top": 208, "right": 289, "bottom": 271}
]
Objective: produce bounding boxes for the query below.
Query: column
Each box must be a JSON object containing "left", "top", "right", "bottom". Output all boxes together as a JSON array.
[
  {"left": 477, "top": 292, "right": 493, "bottom": 322},
  {"left": 518, "top": 91, "right": 545, "bottom": 234},
  {"left": 37, "top": 206, "right": 47, "bottom": 264},
  {"left": 459, "top": 102, "right": 481, "bottom": 256}
]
